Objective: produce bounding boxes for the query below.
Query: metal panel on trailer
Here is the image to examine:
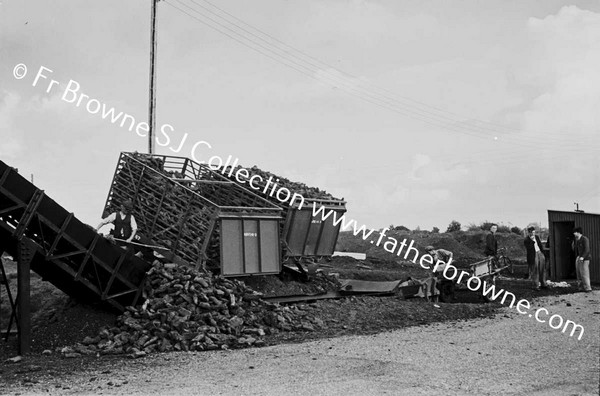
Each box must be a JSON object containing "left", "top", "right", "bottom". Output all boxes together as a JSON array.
[
  {"left": 303, "top": 217, "right": 323, "bottom": 255},
  {"left": 283, "top": 204, "right": 346, "bottom": 258},
  {"left": 289, "top": 202, "right": 346, "bottom": 258},
  {"left": 259, "top": 220, "right": 280, "bottom": 273},
  {"left": 316, "top": 214, "right": 343, "bottom": 256},
  {"left": 285, "top": 209, "right": 312, "bottom": 256},
  {"left": 243, "top": 220, "right": 260, "bottom": 274},
  {"left": 220, "top": 218, "right": 281, "bottom": 276},
  {"left": 221, "top": 219, "right": 244, "bottom": 276}
]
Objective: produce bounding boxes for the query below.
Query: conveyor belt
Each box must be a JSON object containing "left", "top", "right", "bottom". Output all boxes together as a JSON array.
[{"left": 0, "top": 160, "right": 150, "bottom": 311}]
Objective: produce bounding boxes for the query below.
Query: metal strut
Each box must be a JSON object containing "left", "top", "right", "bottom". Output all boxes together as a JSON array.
[
  {"left": 13, "top": 189, "right": 45, "bottom": 240},
  {"left": 1, "top": 239, "right": 33, "bottom": 354},
  {"left": 0, "top": 255, "right": 18, "bottom": 341}
]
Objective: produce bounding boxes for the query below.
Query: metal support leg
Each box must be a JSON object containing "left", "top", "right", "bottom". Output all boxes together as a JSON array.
[
  {"left": 1, "top": 253, "right": 18, "bottom": 342},
  {"left": 17, "top": 240, "right": 32, "bottom": 354}
]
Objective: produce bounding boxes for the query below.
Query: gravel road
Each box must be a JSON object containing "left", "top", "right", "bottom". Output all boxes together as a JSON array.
[{"left": 4, "top": 291, "right": 599, "bottom": 396}]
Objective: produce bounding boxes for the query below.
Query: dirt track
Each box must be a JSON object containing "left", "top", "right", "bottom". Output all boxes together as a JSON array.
[{"left": 3, "top": 291, "right": 598, "bottom": 396}]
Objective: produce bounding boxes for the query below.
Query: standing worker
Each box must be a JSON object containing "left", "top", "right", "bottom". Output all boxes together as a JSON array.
[
  {"left": 96, "top": 199, "right": 138, "bottom": 246},
  {"left": 484, "top": 223, "right": 498, "bottom": 257},
  {"left": 524, "top": 226, "right": 546, "bottom": 291},
  {"left": 572, "top": 227, "right": 592, "bottom": 292}
]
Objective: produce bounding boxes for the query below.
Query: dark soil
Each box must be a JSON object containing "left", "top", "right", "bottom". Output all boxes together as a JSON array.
[
  {"left": 0, "top": 236, "right": 584, "bottom": 387},
  {"left": 1, "top": 261, "right": 119, "bottom": 357}
]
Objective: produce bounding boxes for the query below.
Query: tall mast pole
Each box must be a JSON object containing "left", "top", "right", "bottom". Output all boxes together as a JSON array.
[{"left": 148, "top": 0, "right": 158, "bottom": 154}]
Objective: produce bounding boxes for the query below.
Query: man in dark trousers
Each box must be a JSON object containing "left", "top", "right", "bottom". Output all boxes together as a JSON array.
[
  {"left": 484, "top": 223, "right": 498, "bottom": 257},
  {"left": 524, "top": 226, "right": 546, "bottom": 290},
  {"left": 572, "top": 227, "right": 592, "bottom": 292}
]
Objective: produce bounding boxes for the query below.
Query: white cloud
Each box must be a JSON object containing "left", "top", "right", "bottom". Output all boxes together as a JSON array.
[
  {"left": 512, "top": 6, "right": 600, "bottom": 186},
  {"left": 305, "top": 0, "right": 438, "bottom": 44},
  {"left": 2, "top": 1, "right": 599, "bottom": 230},
  {"left": 0, "top": 91, "right": 24, "bottom": 159},
  {"left": 410, "top": 153, "right": 469, "bottom": 183},
  {"left": 522, "top": 6, "right": 600, "bottom": 140}
]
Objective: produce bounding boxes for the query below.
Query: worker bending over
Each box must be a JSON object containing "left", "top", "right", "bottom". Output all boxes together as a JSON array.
[{"left": 425, "top": 245, "right": 455, "bottom": 302}]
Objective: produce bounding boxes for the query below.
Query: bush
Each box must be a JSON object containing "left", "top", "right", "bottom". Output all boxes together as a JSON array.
[
  {"left": 446, "top": 220, "right": 461, "bottom": 233},
  {"left": 392, "top": 225, "right": 410, "bottom": 232},
  {"left": 510, "top": 226, "right": 521, "bottom": 235},
  {"left": 480, "top": 221, "right": 495, "bottom": 231},
  {"left": 432, "top": 227, "right": 440, "bottom": 233},
  {"left": 481, "top": 221, "right": 510, "bottom": 232},
  {"left": 470, "top": 221, "right": 511, "bottom": 233},
  {"left": 466, "top": 223, "right": 480, "bottom": 231}
]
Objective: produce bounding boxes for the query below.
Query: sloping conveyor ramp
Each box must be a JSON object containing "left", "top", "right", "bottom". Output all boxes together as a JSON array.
[{"left": 0, "top": 159, "right": 150, "bottom": 312}]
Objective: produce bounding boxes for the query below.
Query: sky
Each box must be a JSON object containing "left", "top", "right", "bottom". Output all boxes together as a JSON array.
[{"left": 1, "top": 0, "right": 599, "bottom": 232}]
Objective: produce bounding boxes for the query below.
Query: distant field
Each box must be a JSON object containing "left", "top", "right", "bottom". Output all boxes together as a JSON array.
[{"left": 335, "top": 229, "right": 527, "bottom": 266}]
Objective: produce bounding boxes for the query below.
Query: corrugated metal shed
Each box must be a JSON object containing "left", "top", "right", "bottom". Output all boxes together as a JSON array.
[{"left": 547, "top": 210, "right": 600, "bottom": 284}]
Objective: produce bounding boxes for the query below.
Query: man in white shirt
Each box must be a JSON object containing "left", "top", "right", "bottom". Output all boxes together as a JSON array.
[{"left": 96, "top": 199, "right": 138, "bottom": 245}]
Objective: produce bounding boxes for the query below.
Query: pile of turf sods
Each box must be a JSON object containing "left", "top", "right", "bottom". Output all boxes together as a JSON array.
[
  {"left": 60, "top": 262, "right": 323, "bottom": 358},
  {"left": 223, "top": 165, "right": 340, "bottom": 201}
]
